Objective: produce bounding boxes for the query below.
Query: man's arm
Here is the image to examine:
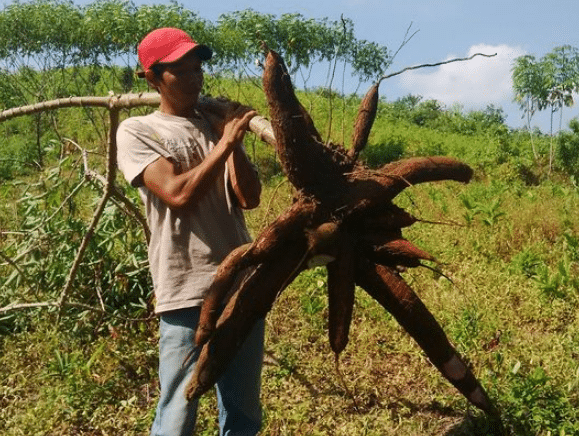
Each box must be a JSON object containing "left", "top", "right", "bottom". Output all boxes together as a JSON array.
[{"left": 142, "top": 107, "right": 257, "bottom": 210}]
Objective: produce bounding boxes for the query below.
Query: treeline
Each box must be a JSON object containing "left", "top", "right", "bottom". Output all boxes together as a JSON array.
[
  {"left": 0, "top": 0, "right": 391, "bottom": 177},
  {"left": 0, "top": 0, "right": 390, "bottom": 107},
  {"left": 512, "top": 46, "right": 579, "bottom": 172}
]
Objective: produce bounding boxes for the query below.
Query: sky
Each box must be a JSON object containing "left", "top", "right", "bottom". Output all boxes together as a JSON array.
[{"left": 95, "top": 0, "right": 579, "bottom": 132}]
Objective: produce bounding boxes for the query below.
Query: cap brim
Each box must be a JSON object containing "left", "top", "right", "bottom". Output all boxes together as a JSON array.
[{"left": 160, "top": 43, "right": 213, "bottom": 64}]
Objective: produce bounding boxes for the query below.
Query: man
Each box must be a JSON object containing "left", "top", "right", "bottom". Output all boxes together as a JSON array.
[{"left": 116, "top": 27, "right": 264, "bottom": 436}]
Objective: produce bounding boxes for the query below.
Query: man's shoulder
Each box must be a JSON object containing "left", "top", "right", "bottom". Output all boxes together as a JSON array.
[{"left": 119, "top": 112, "right": 160, "bottom": 130}]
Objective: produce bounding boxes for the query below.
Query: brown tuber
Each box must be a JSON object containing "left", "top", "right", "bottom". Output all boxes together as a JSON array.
[
  {"left": 186, "top": 48, "right": 501, "bottom": 428},
  {"left": 350, "top": 82, "right": 379, "bottom": 160}
]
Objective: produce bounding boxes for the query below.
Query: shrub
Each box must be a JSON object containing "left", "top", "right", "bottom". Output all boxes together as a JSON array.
[
  {"left": 557, "top": 118, "right": 579, "bottom": 177},
  {"left": 360, "top": 133, "right": 406, "bottom": 167}
]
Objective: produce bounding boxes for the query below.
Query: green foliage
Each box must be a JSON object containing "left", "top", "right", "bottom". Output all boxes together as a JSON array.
[
  {"left": 211, "top": 9, "right": 389, "bottom": 80},
  {"left": 2, "top": 4, "right": 579, "bottom": 434},
  {"left": 509, "top": 230, "right": 579, "bottom": 301},
  {"left": 0, "top": 0, "right": 390, "bottom": 95},
  {"left": 512, "top": 45, "right": 579, "bottom": 169},
  {"left": 0, "top": 133, "right": 38, "bottom": 181},
  {"left": 449, "top": 304, "right": 483, "bottom": 353},
  {"left": 512, "top": 54, "right": 553, "bottom": 118},
  {"left": 295, "top": 267, "right": 328, "bottom": 318},
  {"left": 557, "top": 118, "right": 579, "bottom": 177},
  {"left": 0, "top": 326, "right": 157, "bottom": 434},
  {"left": 0, "top": 159, "right": 152, "bottom": 337},
  {"left": 502, "top": 364, "right": 579, "bottom": 435},
  {"left": 510, "top": 246, "right": 543, "bottom": 278},
  {"left": 542, "top": 46, "right": 579, "bottom": 115},
  {"left": 360, "top": 132, "right": 406, "bottom": 167},
  {"left": 533, "top": 250, "right": 579, "bottom": 301},
  {"left": 0, "top": 0, "right": 83, "bottom": 62}
]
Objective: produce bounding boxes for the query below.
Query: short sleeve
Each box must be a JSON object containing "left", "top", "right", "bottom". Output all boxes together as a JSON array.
[{"left": 116, "top": 117, "right": 173, "bottom": 186}]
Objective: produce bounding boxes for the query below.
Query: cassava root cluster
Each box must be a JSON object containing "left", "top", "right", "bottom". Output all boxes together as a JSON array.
[{"left": 187, "top": 49, "right": 503, "bottom": 430}]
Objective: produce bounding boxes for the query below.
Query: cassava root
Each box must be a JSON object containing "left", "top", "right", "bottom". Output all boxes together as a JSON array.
[{"left": 187, "top": 48, "right": 500, "bottom": 427}]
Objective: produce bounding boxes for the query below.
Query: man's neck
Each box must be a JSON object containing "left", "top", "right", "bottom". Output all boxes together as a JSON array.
[{"left": 159, "top": 95, "right": 199, "bottom": 118}]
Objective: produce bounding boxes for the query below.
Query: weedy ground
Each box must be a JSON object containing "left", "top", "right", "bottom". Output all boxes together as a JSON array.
[
  {"left": 1, "top": 78, "right": 579, "bottom": 435},
  {"left": 2, "top": 175, "right": 579, "bottom": 435}
]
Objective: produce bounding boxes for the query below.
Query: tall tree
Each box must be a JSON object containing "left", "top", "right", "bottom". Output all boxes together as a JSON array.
[
  {"left": 541, "top": 46, "right": 579, "bottom": 172},
  {"left": 512, "top": 54, "right": 549, "bottom": 160},
  {"left": 542, "top": 45, "right": 579, "bottom": 131},
  {"left": 513, "top": 46, "right": 579, "bottom": 171}
]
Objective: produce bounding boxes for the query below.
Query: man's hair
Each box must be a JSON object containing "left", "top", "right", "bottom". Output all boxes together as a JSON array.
[{"left": 150, "top": 63, "right": 165, "bottom": 78}]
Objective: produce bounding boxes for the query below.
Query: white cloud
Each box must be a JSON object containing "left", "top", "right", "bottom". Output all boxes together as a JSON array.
[{"left": 398, "top": 44, "right": 527, "bottom": 109}]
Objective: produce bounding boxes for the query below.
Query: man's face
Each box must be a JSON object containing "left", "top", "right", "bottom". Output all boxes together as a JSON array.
[{"left": 154, "top": 51, "right": 204, "bottom": 112}]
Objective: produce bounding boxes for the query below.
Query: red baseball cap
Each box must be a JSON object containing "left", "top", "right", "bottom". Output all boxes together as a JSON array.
[{"left": 136, "top": 27, "right": 212, "bottom": 77}]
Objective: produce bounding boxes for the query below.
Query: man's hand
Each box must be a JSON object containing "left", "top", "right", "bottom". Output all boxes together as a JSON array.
[
  {"left": 220, "top": 105, "right": 257, "bottom": 148},
  {"left": 199, "top": 97, "right": 255, "bottom": 142}
]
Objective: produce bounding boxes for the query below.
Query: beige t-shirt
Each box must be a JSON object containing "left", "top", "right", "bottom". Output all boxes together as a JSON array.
[{"left": 116, "top": 110, "right": 252, "bottom": 314}]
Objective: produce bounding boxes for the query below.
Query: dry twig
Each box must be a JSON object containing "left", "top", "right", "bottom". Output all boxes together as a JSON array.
[{"left": 379, "top": 52, "right": 497, "bottom": 83}]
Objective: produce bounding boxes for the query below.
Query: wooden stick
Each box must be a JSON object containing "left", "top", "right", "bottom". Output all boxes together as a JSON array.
[
  {"left": 0, "top": 93, "right": 277, "bottom": 147},
  {"left": 57, "top": 108, "right": 119, "bottom": 320}
]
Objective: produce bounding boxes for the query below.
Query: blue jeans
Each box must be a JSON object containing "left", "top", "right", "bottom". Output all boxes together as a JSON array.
[{"left": 150, "top": 307, "right": 265, "bottom": 436}]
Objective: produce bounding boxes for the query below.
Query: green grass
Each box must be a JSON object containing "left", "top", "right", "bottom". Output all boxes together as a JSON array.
[
  {"left": 2, "top": 177, "right": 579, "bottom": 435},
  {"left": 2, "top": 77, "right": 579, "bottom": 435}
]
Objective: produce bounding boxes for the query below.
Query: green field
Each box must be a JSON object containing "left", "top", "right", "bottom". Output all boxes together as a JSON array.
[
  {"left": 0, "top": 2, "right": 578, "bottom": 430},
  {"left": 0, "top": 71, "right": 578, "bottom": 435}
]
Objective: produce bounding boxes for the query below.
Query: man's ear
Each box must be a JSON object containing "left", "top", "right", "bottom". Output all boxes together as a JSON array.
[{"left": 144, "top": 69, "right": 161, "bottom": 92}]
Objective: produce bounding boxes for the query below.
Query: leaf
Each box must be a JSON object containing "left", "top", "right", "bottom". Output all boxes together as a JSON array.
[{"left": 85, "top": 341, "right": 107, "bottom": 373}]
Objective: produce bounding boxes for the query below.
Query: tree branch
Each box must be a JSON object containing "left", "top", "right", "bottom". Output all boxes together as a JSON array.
[
  {"left": 379, "top": 52, "right": 497, "bottom": 83},
  {"left": 0, "top": 300, "right": 154, "bottom": 321},
  {"left": 56, "top": 190, "right": 111, "bottom": 320},
  {"left": 0, "top": 93, "right": 277, "bottom": 147},
  {"left": 56, "top": 108, "right": 120, "bottom": 319},
  {"left": 387, "top": 22, "right": 420, "bottom": 70}
]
